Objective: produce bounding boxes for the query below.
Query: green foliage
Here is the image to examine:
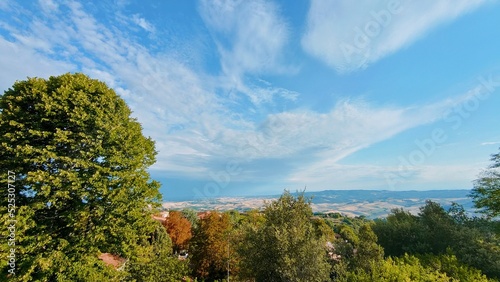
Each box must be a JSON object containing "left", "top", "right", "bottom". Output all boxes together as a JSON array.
[
  {"left": 0, "top": 73, "right": 165, "bottom": 280},
  {"left": 338, "top": 225, "right": 359, "bottom": 247},
  {"left": 342, "top": 252, "right": 492, "bottom": 282},
  {"left": 182, "top": 208, "right": 200, "bottom": 229},
  {"left": 418, "top": 201, "right": 457, "bottom": 253},
  {"left": 327, "top": 212, "right": 488, "bottom": 281},
  {"left": 345, "top": 254, "right": 452, "bottom": 282},
  {"left": 241, "top": 208, "right": 265, "bottom": 227},
  {"left": 353, "top": 224, "right": 384, "bottom": 272},
  {"left": 225, "top": 210, "right": 244, "bottom": 228},
  {"left": 328, "top": 223, "right": 384, "bottom": 280},
  {"left": 372, "top": 208, "right": 422, "bottom": 256},
  {"left": 373, "top": 201, "right": 500, "bottom": 279},
  {"left": 238, "top": 191, "right": 331, "bottom": 282},
  {"left": 450, "top": 224, "right": 500, "bottom": 279},
  {"left": 6, "top": 73, "right": 497, "bottom": 282},
  {"left": 125, "top": 224, "right": 189, "bottom": 282},
  {"left": 418, "top": 252, "right": 490, "bottom": 282},
  {"left": 470, "top": 147, "right": 500, "bottom": 218},
  {"left": 312, "top": 217, "right": 336, "bottom": 242},
  {"left": 331, "top": 225, "right": 358, "bottom": 268},
  {"left": 374, "top": 201, "right": 463, "bottom": 256}
]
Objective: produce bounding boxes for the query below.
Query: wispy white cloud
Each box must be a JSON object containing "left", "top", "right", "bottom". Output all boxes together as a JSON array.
[
  {"left": 302, "top": 0, "right": 488, "bottom": 73},
  {"left": 38, "top": 0, "right": 58, "bottom": 13},
  {"left": 0, "top": 0, "right": 14, "bottom": 11},
  {"left": 286, "top": 162, "right": 480, "bottom": 191},
  {"left": 199, "top": 0, "right": 289, "bottom": 75},
  {"left": 0, "top": 0, "right": 491, "bottom": 195},
  {"left": 481, "top": 141, "right": 500, "bottom": 146},
  {"left": 0, "top": 37, "right": 74, "bottom": 90},
  {"left": 198, "top": 0, "right": 297, "bottom": 106},
  {"left": 131, "top": 14, "right": 155, "bottom": 33},
  {"left": 271, "top": 87, "right": 489, "bottom": 189},
  {"left": 0, "top": 1, "right": 226, "bottom": 174}
]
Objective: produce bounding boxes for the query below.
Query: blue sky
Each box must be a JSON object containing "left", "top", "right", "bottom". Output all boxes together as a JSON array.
[{"left": 1, "top": 0, "right": 500, "bottom": 201}]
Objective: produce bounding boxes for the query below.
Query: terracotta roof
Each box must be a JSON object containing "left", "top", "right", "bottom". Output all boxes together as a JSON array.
[
  {"left": 152, "top": 215, "right": 167, "bottom": 223},
  {"left": 99, "top": 253, "right": 127, "bottom": 269},
  {"left": 197, "top": 211, "right": 212, "bottom": 219},
  {"left": 152, "top": 211, "right": 169, "bottom": 223}
]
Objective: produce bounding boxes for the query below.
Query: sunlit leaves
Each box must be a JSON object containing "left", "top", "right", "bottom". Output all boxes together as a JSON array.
[
  {"left": 471, "top": 149, "right": 500, "bottom": 217},
  {"left": 0, "top": 73, "right": 163, "bottom": 280},
  {"left": 238, "top": 191, "right": 331, "bottom": 282}
]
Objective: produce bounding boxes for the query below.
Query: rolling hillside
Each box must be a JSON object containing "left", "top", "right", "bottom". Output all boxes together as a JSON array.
[{"left": 163, "top": 189, "right": 474, "bottom": 218}]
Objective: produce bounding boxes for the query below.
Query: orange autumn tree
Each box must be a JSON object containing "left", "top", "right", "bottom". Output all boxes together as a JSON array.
[
  {"left": 190, "top": 211, "right": 233, "bottom": 280},
  {"left": 163, "top": 211, "right": 192, "bottom": 253}
]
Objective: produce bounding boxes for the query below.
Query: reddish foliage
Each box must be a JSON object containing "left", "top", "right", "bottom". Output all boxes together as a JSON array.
[{"left": 163, "top": 211, "right": 193, "bottom": 252}]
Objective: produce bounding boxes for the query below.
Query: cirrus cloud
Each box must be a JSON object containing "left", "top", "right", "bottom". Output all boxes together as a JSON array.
[{"left": 302, "top": 0, "right": 488, "bottom": 73}]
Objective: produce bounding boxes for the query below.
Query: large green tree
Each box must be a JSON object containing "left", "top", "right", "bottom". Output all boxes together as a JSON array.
[
  {"left": 0, "top": 73, "right": 164, "bottom": 281},
  {"left": 470, "top": 148, "right": 500, "bottom": 218},
  {"left": 238, "top": 191, "right": 331, "bottom": 282},
  {"left": 372, "top": 208, "right": 422, "bottom": 257}
]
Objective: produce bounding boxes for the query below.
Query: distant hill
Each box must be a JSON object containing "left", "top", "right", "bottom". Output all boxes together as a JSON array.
[
  {"left": 163, "top": 189, "right": 474, "bottom": 219},
  {"left": 305, "top": 189, "right": 473, "bottom": 218}
]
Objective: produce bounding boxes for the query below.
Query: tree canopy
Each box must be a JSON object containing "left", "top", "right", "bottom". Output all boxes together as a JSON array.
[
  {"left": 373, "top": 201, "right": 500, "bottom": 279},
  {"left": 238, "top": 191, "right": 331, "bottom": 282},
  {"left": 163, "top": 210, "right": 192, "bottom": 253},
  {"left": 0, "top": 73, "right": 166, "bottom": 280},
  {"left": 470, "top": 148, "right": 500, "bottom": 218},
  {"left": 190, "top": 211, "right": 233, "bottom": 281},
  {"left": 1, "top": 73, "right": 498, "bottom": 281}
]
